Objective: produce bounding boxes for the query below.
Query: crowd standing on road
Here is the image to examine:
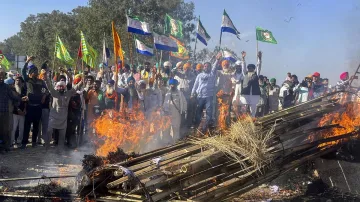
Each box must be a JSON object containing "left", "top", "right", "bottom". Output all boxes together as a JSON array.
[{"left": 0, "top": 52, "right": 357, "bottom": 153}]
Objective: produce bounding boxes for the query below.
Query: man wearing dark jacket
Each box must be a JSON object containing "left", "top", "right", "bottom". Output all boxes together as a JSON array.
[
  {"left": 239, "top": 51, "right": 262, "bottom": 117},
  {"left": 21, "top": 56, "right": 48, "bottom": 148},
  {"left": 0, "top": 69, "right": 25, "bottom": 152}
]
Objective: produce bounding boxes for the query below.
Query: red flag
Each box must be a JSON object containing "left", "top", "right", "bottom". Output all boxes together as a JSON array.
[{"left": 77, "top": 42, "right": 82, "bottom": 58}]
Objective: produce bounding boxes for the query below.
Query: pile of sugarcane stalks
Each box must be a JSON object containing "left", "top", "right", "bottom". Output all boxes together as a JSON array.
[{"left": 77, "top": 93, "right": 359, "bottom": 202}]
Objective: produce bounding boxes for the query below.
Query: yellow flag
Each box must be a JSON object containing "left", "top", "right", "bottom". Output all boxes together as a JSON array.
[{"left": 112, "top": 21, "right": 124, "bottom": 69}]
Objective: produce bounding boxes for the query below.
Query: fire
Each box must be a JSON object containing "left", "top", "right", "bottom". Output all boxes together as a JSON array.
[
  {"left": 317, "top": 102, "right": 360, "bottom": 147},
  {"left": 217, "top": 90, "right": 230, "bottom": 131},
  {"left": 92, "top": 108, "right": 171, "bottom": 156}
]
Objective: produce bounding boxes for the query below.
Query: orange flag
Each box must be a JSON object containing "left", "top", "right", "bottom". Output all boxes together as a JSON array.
[{"left": 112, "top": 21, "right": 124, "bottom": 70}]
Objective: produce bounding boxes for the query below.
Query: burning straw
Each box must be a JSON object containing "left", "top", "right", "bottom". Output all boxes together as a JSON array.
[
  {"left": 92, "top": 109, "right": 171, "bottom": 156},
  {"left": 191, "top": 115, "right": 274, "bottom": 176}
]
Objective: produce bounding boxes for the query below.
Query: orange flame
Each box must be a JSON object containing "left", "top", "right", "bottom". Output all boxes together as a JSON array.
[
  {"left": 92, "top": 108, "right": 171, "bottom": 156},
  {"left": 317, "top": 102, "right": 360, "bottom": 147},
  {"left": 217, "top": 90, "right": 230, "bottom": 131}
]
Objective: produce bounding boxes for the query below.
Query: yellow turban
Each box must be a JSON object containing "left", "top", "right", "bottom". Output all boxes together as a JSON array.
[
  {"left": 221, "top": 60, "right": 229, "bottom": 68},
  {"left": 196, "top": 63, "right": 203, "bottom": 71}
]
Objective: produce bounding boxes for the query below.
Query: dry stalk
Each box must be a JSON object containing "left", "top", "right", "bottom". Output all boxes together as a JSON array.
[{"left": 191, "top": 116, "right": 274, "bottom": 177}]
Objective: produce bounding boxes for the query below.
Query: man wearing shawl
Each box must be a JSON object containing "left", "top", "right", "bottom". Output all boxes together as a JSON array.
[{"left": 163, "top": 78, "right": 187, "bottom": 142}]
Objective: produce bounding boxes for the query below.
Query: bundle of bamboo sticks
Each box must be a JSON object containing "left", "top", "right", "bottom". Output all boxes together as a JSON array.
[{"left": 78, "top": 93, "right": 359, "bottom": 202}]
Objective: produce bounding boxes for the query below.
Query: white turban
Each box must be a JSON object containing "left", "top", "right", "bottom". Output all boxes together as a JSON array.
[
  {"left": 176, "top": 62, "right": 182, "bottom": 68},
  {"left": 163, "top": 61, "right": 172, "bottom": 67},
  {"left": 55, "top": 81, "right": 66, "bottom": 88}
]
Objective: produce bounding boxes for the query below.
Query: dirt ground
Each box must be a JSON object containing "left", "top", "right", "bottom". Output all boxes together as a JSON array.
[
  {"left": 0, "top": 145, "right": 92, "bottom": 191},
  {"left": 1, "top": 145, "right": 360, "bottom": 202}
]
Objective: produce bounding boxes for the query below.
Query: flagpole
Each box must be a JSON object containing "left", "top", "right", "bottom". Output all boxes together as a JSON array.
[
  {"left": 193, "top": 16, "right": 199, "bottom": 62},
  {"left": 128, "top": 32, "right": 134, "bottom": 68},
  {"left": 133, "top": 35, "right": 139, "bottom": 67},
  {"left": 53, "top": 34, "right": 57, "bottom": 72},
  {"left": 219, "top": 30, "right": 223, "bottom": 49}
]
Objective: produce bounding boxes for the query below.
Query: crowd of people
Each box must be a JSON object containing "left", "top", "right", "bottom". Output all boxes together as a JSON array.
[{"left": 0, "top": 51, "right": 356, "bottom": 154}]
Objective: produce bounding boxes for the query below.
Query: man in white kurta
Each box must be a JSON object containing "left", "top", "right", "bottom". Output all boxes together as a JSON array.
[{"left": 163, "top": 79, "right": 187, "bottom": 143}]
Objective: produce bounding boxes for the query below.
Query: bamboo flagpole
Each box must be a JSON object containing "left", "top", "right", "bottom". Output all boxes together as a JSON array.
[{"left": 53, "top": 34, "right": 57, "bottom": 72}]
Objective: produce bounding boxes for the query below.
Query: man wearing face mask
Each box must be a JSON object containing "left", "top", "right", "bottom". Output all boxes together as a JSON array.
[
  {"left": 44, "top": 69, "right": 82, "bottom": 151},
  {"left": 239, "top": 51, "right": 262, "bottom": 117},
  {"left": 163, "top": 78, "right": 187, "bottom": 142},
  {"left": 191, "top": 52, "right": 222, "bottom": 132},
  {"left": 231, "top": 60, "right": 244, "bottom": 115},
  {"left": 21, "top": 56, "right": 48, "bottom": 149}
]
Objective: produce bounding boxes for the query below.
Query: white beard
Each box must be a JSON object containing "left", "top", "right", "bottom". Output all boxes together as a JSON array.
[{"left": 15, "top": 85, "right": 22, "bottom": 94}]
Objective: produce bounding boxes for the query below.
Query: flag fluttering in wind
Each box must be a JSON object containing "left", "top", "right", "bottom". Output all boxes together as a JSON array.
[
  {"left": 102, "top": 37, "right": 110, "bottom": 67},
  {"left": 170, "top": 36, "right": 189, "bottom": 60},
  {"left": 164, "top": 14, "right": 183, "bottom": 39},
  {"left": 197, "top": 18, "right": 211, "bottom": 46},
  {"left": 112, "top": 21, "right": 124, "bottom": 68},
  {"left": 135, "top": 37, "right": 154, "bottom": 56},
  {"left": 153, "top": 32, "right": 178, "bottom": 52},
  {"left": 80, "top": 31, "right": 98, "bottom": 68},
  {"left": 127, "top": 15, "right": 152, "bottom": 35},
  {"left": 256, "top": 27, "right": 277, "bottom": 44},
  {"left": 222, "top": 50, "right": 237, "bottom": 63},
  {"left": 0, "top": 50, "right": 11, "bottom": 69},
  {"left": 221, "top": 9, "right": 240, "bottom": 39},
  {"left": 55, "top": 35, "right": 74, "bottom": 65}
]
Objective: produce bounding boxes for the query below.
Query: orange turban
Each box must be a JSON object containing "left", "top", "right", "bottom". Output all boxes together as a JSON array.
[
  {"left": 183, "top": 62, "right": 191, "bottom": 71},
  {"left": 221, "top": 60, "right": 229, "bottom": 68},
  {"left": 196, "top": 63, "right": 203, "bottom": 71},
  {"left": 38, "top": 69, "right": 46, "bottom": 80},
  {"left": 73, "top": 74, "right": 82, "bottom": 84}
]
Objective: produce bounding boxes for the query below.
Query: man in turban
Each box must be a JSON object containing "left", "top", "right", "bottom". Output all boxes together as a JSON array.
[
  {"left": 163, "top": 78, "right": 187, "bottom": 142},
  {"left": 238, "top": 51, "right": 262, "bottom": 117},
  {"left": 44, "top": 69, "right": 82, "bottom": 152},
  {"left": 215, "top": 59, "right": 234, "bottom": 125},
  {"left": 173, "top": 62, "right": 196, "bottom": 128}
]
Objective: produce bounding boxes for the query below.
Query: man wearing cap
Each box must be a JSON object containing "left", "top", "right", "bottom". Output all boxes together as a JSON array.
[
  {"left": 21, "top": 56, "right": 48, "bottom": 148},
  {"left": 238, "top": 51, "right": 262, "bottom": 117},
  {"left": 43, "top": 69, "right": 82, "bottom": 152},
  {"left": 191, "top": 52, "right": 222, "bottom": 132},
  {"left": 311, "top": 72, "right": 324, "bottom": 99},
  {"left": 163, "top": 78, "right": 187, "bottom": 141},
  {"left": 173, "top": 62, "right": 196, "bottom": 128}
]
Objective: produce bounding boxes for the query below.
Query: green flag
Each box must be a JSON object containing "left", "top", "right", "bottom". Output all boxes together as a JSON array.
[
  {"left": 56, "top": 36, "right": 74, "bottom": 65},
  {"left": 80, "top": 31, "right": 98, "bottom": 68},
  {"left": 0, "top": 51, "right": 11, "bottom": 69},
  {"left": 256, "top": 27, "right": 277, "bottom": 44},
  {"left": 164, "top": 14, "right": 183, "bottom": 39}
]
